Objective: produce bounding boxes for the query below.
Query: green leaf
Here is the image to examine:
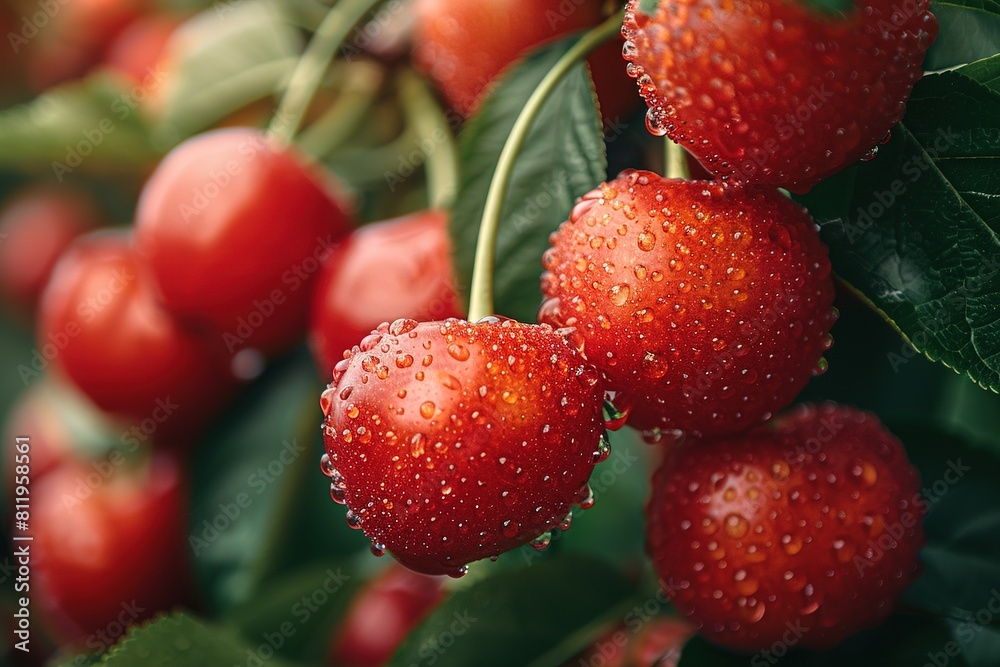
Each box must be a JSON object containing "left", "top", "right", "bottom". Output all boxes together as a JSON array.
[
  {"left": 796, "top": 65, "right": 1000, "bottom": 393},
  {"left": 61, "top": 614, "right": 300, "bottom": 667},
  {"left": 189, "top": 351, "right": 359, "bottom": 614},
  {"left": 951, "top": 622, "right": 1000, "bottom": 667},
  {"left": 958, "top": 53, "right": 1000, "bottom": 92},
  {"left": 225, "top": 560, "right": 365, "bottom": 663},
  {"left": 927, "top": 0, "right": 1000, "bottom": 70},
  {"left": 387, "top": 556, "right": 637, "bottom": 667},
  {"left": 677, "top": 613, "right": 963, "bottom": 666},
  {"left": 0, "top": 74, "right": 158, "bottom": 176},
  {"left": 892, "top": 423, "right": 1000, "bottom": 617},
  {"left": 451, "top": 36, "right": 607, "bottom": 323},
  {"left": 154, "top": 0, "right": 301, "bottom": 141}
]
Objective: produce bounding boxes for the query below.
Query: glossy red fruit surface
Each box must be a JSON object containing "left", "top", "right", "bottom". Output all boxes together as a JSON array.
[
  {"left": 647, "top": 403, "right": 925, "bottom": 651},
  {"left": 135, "top": 128, "right": 353, "bottom": 355},
  {"left": 37, "top": 231, "right": 233, "bottom": 423},
  {"left": 320, "top": 317, "right": 606, "bottom": 576},
  {"left": 32, "top": 452, "right": 194, "bottom": 647},
  {"left": 412, "top": 0, "right": 606, "bottom": 117},
  {"left": 103, "top": 13, "right": 179, "bottom": 85},
  {"left": 569, "top": 616, "right": 693, "bottom": 667},
  {"left": 0, "top": 187, "right": 98, "bottom": 314},
  {"left": 541, "top": 170, "right": 836, "bottom": 438},
  {"left": 309, "top": 209, "right": 463, "bottom": 378},
  {"left": 329, "top": 564, "right": 444, "bottom": 667},
  {"left": 25, "top": 0, "right": 148, "bottom": 90},
  {"left": 622, "top": 0, "right": 937, "bottom": 193}
]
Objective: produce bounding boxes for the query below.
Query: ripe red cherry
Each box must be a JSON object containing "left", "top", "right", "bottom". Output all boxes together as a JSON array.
[
  {"left": 412, "top": 0, "right": 636, "bottom": 122},
  {"left": 328, "top": 564, "right": 444, "bottom": 667},
  {"left": 103, "top": 14, "right": 179, "bottom": 85},
  {"left": 32, "top": 451, "right": 194, "bottom": 647},
  {"left": 0, "top": 186, "right": 98, "bottom": 315},
  {"left": 320, "top": 317, "right": 606, "bottom": 576},
  {"left": 309, "top": 209, "right": 463, "bottom": 377},
  {"left": 25, "top": 0, "right": 148, "bottom": 90},
  {"left": 571, "top": 616, "right": 693, "bottom": 667},
  {"left": 647, "top": 403, "right": 925, "bottom": 651},
  {"left": 540, "top": 170, "right": 836, "bottom": 438},
  {"left": 135, "top": 128, "right": 353, "bottom": 355},
  {"left": 37, "top": 231, "right": 233, "bottom": 424},
  {"left": 622, "top": 0, "right": 937, "bottom": 193}
]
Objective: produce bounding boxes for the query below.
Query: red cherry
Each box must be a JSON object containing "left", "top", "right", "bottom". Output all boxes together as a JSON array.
[
  {"left": 135, "top": 128, "right": 354, "bottom": 355},
  {"left": 540, "top": 170, "right": 836, "bottom": 438},
  {"left": 647, "top": 403, "right": 925, "bottom": 651},
  {"left": 328, "top": 564, "right": 444, "bottom": 667},
  {"left": 0, "top": 186, "right": 98, "bottom": 315},
  {"left": 37, "top": 231, "right": 233, "bottom": 425},
  {"left": 309, "top": 209, "right": 463, "bottom": 377},
  {"left": 25, "top": 0, "right": 149, "bottom": 90},
  {"left": 320, "top": 317, "right": 606, "bottom": 576},
  {"left": 412, "top": 0, "right": 636, "bottom": 123},
  {"left": 32, "top": 451, "right": 195, "bottom": 647},
  {"left": 621, "top": 0, "right": 937, "bottom": 193},
  {"left": 103, "top": 13, "right": 179, "bottom": 86}
]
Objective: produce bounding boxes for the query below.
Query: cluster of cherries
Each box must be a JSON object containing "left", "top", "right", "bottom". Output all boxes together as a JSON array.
[
  {"left": 0, "top": 0, "right": 941, "bottom": 660},
  {"left": 319, "top": 0, "right": 938, "bottom": 655}
]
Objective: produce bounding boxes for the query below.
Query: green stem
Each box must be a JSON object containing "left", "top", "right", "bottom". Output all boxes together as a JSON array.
[
  {"left": 466, "top": 11, "right": 624, "bottom": 322},
  {"left": 269, "top": 0, "right": 383, "bottom": 146},
  {"left": 665, "top": 139, "right": 690, "bottom": 180},
  {"left": 297, "top": 61, "right": 386, "bottom": 160},
  {"left": 398, "top": 69, "right": 460, "bottom": 211}
]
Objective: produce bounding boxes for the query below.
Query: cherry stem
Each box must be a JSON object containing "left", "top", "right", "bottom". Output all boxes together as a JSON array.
[
  {"left": 467, "top": 11, "right": 625, "bottom": 322},
  {"left": 399, "top": 69, "right": 460, "bottom": 210},
  {"left": 298, "top": 61, "right": 386, "bottom": 159},
  {"left": 666, "top": 139, "right": 690, "bottom": 180},
  {"left": 269, "top": 0, "right": 382, "bottom": 147}
]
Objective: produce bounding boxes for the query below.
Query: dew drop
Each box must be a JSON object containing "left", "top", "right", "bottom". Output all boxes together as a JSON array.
[
  {"left": 410, "top": 433, "right": 427, "bottom": 457},
  {"left": 608, "top": 283, "right": 631, "bottom": 306},
  {"left": 622, "top": 39, "right": 638, "bottom": 59},
  {"left": 332, "top": 358, "right": 350, "bottom": 383},
  {"left": 395, "top": 354, "right": 414, "bottom": 368},
  {"left": 578, "top": 484, "right": 595, "bottom": 509},
  {"left": 851, "top": 461, "right": 878, "bottom": 487},
  {"left": 724, "top": 513, "right": 750, "bottom": 538},
  {"left": 330, "top": 483, "right": 347, "bottom": 504},
  {"left": 593, "top": 433, "right": 611, "bottom": 463},
  {"left": 447, "top": 343, "right": 470, "bottom": 361},
  {"left": 860, "top": 145, "right": 879, "bottom": 161},
  {"left": 320, "top": 392, "right": 333, "bottom": 415},
  {"left": 389, "top": 318, "right": 419, "bottom": 335},
  {"left": 637, "top": 231, "right": 656, "bottom": 251},
  {"left": 370, "top": 542, "right": 386, "bottom": 557},
  {"left": 781, "top": 534, "right": 804, "bottom": 555},
  {"left": 530, "top": 532, "right": 553, "bottom": 550},
  {"left": 813, "top": 357, "right": 829, "bottom": 376},
  {"left": 319, "top": 454, "right": 336, "bottom": 478},
  {"left": 345, "top": 510, "right": 362, "bottom": 529},
  {"left": 832, "top": 538, "right": 856, "bottom": 563},
  {"left": 347, "top": 404, "right": 360, "bottom": 419},
  {"left": 338, "top": 386, "right": 353, "bottom": 401},
  {"left": 645, "top": 108, "right": 668, "bottom": 136},
  {"left": 449, "top": 565, "right": 469, "bottom": 579}
]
